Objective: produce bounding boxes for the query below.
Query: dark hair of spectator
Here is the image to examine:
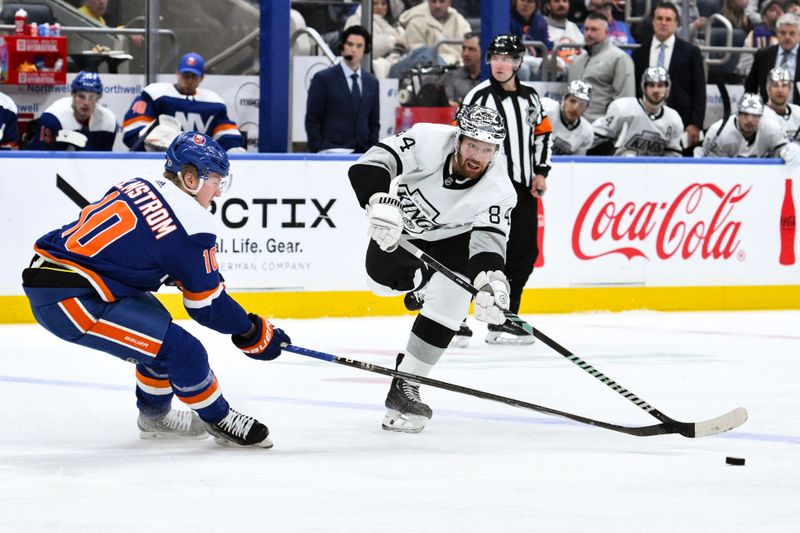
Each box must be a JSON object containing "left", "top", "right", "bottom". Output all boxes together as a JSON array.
[
  {"left": 341, "top": 25, "right": 372, "bottom": 54},
  {"left": 786, "top": 0, "right": 800, "bottom": 9},
  {"left": 464, "top": 31, "right": 480, "bottom": 41},
  {"left": 652, "top": 2, "right": 680, "bottom": 24},
  {"left": 585, "top": 11, "right": 610, "bottom": 24}
]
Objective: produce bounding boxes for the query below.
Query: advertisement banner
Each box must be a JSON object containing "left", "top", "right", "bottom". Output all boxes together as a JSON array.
[{"left": 1, "top": 154, "right": 797, "bottom": 300}]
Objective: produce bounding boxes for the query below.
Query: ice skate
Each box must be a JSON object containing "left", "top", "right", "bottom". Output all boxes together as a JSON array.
[
  {"left": 205, "top": 408, "right": 273, "bottom": 448},
  {"left": 449, "top": 321, "right": 473, "bottom": 348},
  {"left": 138, "top": 409, "right": 209, "bottom": 440},
  {"left": 382, "top": 377, "right": 432, "bottom": 433},
  {"left": 485, "top": 322, "right": 535, "bottom": 345}
]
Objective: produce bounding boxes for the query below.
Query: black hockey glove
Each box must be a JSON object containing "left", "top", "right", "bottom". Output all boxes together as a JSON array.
[{"left": 232, "top": 313, "right": 290, "bottom": 361}]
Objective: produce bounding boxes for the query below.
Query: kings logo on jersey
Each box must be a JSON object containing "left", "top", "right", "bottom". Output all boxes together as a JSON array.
[
  {"left": 625, "top": 129, "right": 672, "bottom": 156},
  {"left": 397, "top": 185, "right": 443, "bottom": 234}
]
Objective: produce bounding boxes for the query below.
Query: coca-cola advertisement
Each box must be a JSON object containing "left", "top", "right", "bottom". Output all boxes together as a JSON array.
[{"left": 537, "top": 160, "right": 799, "bottom": 288}]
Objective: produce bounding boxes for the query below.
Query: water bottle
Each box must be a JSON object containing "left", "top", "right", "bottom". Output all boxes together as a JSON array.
[{"left": 15, "top": 8, "right": 27, "bottom": 35}]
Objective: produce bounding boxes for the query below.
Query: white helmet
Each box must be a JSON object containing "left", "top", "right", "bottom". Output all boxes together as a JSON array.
[
  {"left": 456, "top": 105, "right": 506, "bottom": 145},
  {"left": 737, "top": 92, "right": 764, "bottom": 116},
  {"left": 565, "top": 80, "right": 593, "bottom": 103},
  {"left": 641, "top": 66, "right": 670, "bottom": 91},
  {"left": 767, "top": 67, "right": 793, "bottom": 86}
]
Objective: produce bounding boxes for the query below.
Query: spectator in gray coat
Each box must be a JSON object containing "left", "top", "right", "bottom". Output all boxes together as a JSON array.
[{"left": 567, "top": 12, "right": 635, "bottom": 121}]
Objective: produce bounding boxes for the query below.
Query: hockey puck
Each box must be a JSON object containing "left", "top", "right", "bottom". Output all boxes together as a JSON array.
[{"left": 725, "top": 456, "right": 746, "bottom": 466}]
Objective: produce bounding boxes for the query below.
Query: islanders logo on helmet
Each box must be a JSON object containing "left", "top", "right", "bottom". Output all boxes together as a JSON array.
[{"left": 165, "top": 131, "right": 232, "bottom": 193}]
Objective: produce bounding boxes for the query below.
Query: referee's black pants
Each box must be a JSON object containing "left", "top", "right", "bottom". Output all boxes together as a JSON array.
[{"left": 504, "top": 183, "right": 539, "bottom": 314}]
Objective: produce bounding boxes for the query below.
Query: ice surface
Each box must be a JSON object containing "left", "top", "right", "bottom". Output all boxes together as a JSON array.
[{"left": 1, "top": 310, "right": 798, "bottom": 532}]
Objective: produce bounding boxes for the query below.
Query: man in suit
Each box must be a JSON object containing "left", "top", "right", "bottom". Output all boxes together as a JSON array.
[
  {"left": 305, "top": 25, "right": 380, "bottom": 153},
  {"left": 745, "top": 13, "right": 800, "bottom": 105},
  {"left": 632, "top": 2, "right": 705, "bottom": 151}
]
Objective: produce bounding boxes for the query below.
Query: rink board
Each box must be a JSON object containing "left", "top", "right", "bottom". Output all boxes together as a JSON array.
[{"left": 1, "top": 153, "right": 798, "bottom": 322}]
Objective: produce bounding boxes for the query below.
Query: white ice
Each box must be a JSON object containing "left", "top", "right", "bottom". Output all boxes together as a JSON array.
[{"left": 1, "top": 310, "right": 798, "bottom": 532}]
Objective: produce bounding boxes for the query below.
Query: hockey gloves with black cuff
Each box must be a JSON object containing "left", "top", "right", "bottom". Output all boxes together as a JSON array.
[
  {"left": 367, "top": 192, "right": 403, "bottom": 252},
  {"left": 473, "top": 271, "right": 510, "bottom": 324},
  {"left": 232, "top": 313, "right": 291, "bottom": 361}
]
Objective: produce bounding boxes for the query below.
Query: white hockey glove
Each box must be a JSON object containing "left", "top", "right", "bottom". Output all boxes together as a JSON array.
[
  {"left": 227, "top": 146, "right": 247, "bottom": 154},
  {"left": 780, "top": 143, "right": 800, "bottom": 168},
  {"left": 473, "top": 270, "right": 510, "bottom": 325},
  {"left": 366, "top": 192, "right": 403, "bottom": 252},
  {"left": 143, "top": 115, "right": 182, "bottom": 152},
  {"left": 56, "top": 129, "right": 87, "bottom": 149}
]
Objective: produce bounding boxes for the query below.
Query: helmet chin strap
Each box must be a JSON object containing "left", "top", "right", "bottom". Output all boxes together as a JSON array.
[{"left": 178, "top": 170, "right": 202, "bottom": 196}]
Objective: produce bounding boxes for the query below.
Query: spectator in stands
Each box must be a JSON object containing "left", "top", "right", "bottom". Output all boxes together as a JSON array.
[
  {"left": 738, "top": 0, "right": 783, "bottom": 76},
  {"left": 27, "top": 72, "right": 117, "bottom": 151},
  {"left": 785, "top": 0, "right": 800, "bottom": 16},
  {"left": 305, "top": 26, "right": 380, "bottom": 153},
  {"left": 633, "top": 2, "right": 706, "bottom": 152},
  {"left": 590, "top": 66, "right": 683, "bottom": 156},
  {"left": 746, "top": 13, "right": 800, "bottom": 104},
  {"left": 510, "top": 0, "right": 553, "bottom": 49},
  {"left": 345, "top": 0, "right": 408, "bottom": 79},
  {"left": 0, "top": 91, "right": 19, "bottom": 150},
  {"left": 441, "top": 32, "right": 481, "bottom": 107},
  {"left": 567, "top": 12, "right": 635, "bottom": 121},
  {"left": 122, "top": 52, "right": 244, "bottom": 152},
  {"left": 78, "top": 0, "right": 145, "bottom": 47},
  {"left": 540, "top": 80, "right": 594, "bottom": 154},
  {"left": 722, "top": 0, "right": 753, "bottom": 32},
  {"left": 585, "top": 0, "right": 635, "bottom": 52},
  {"left": 703, "top": 92, "right": 800, "bottom": 162},
  {"left": 762, "top": 67, "right": 800, "bottom": 140},
  {"left": 398, "top": 0, "right": 472, "bottom": 66},
  {"left": 544, "top": 0, "right": 583, "bottom": 67},
  {"left": 748, "top": 0, "right": 782, "bottom": 48}
]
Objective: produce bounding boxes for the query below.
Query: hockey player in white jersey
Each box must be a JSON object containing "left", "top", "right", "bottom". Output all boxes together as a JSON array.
[
  {"left": 591, "top": 66, "right": 683, "bottom": 157},
  {"left": 703, "top": 93, "right": 800, "bottom": 163},
  {"left": 762, "top": 67, "right": 800, "bottom": 142},
  {"left": 348, "top": 105, "right": 517, "bottom": 433},
  {"left": 541, "top": 80, "right": 594, "bottom": 155}
]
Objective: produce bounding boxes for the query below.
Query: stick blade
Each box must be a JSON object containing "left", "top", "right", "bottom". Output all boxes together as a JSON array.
[{"left": 688, "top": 407, "right": 749, "bottom": 438}]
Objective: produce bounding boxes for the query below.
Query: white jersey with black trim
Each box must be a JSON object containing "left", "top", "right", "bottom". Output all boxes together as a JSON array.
[
  {"left": 763, "top": 104, "right": 800, "bottom": 142},
  {"left": 592, "top": 97, "right": 683, "bottom": 156},
  {"left": 703, "top": 115, "right": 787, "bottom": 157},
  {"left": 355, "top": 123, "right": 517, "bottom": 258},
  {"left": 461, "top": 78, "right": 553, "bottom": 187},
  {"left": 540, "top": 97, "right": 594, "bottom": 155}
]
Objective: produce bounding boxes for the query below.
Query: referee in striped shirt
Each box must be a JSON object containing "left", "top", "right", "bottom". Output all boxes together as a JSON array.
[{"left": 461, "top": 34, "right": 553, "bottom": 345}]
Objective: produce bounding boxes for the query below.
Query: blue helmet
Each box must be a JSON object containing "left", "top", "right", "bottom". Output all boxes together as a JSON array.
[
  {"left": 165, "top": 131, "right": 231, "bottom": 191},
  {"left": 71, "top": 71, "right": 103, "bottom": 94}
]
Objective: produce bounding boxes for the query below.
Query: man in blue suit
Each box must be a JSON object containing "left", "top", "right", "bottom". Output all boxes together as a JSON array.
[{"left": 305, "top": 25, "right": 380, "bottom": 153}]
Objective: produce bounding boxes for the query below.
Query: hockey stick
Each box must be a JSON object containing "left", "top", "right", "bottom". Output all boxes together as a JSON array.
[
  {"left": 283, "top": 343, "right": 683, "bottom": 437},
  {"left": 395, "top": 238, "right": 748, "bottom": 438}
]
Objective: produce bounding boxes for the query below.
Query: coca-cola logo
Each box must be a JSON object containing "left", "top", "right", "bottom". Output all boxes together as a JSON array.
[{"left": 572, "top": 182, "right": 750, "bottom": 260}]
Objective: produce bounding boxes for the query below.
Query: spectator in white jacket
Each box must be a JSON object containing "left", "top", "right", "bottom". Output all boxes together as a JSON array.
[{"left": 398, "top": 0, "right": 472, "bottom": 66}]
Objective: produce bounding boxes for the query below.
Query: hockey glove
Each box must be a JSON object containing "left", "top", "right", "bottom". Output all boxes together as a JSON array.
[
  {"left": 366, "top": 192, "right": 403, "bottom": 252},
  {"left": 232, "top": 313, "right": 291, "bottom": 361},
  {"left": 473, "top": 271, "right": 510, "bottom": 325}
]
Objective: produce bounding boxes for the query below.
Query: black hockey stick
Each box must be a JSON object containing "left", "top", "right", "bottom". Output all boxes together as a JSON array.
[
  {"left": 396, "top": 238, "right": 748, "bottom": 438},
  {"left": 283, "top": 343, "right": 682, "bottom": 437}
]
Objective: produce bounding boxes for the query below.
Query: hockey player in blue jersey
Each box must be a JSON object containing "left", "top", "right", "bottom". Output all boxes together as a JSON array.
[
  {"left": 0, "top": 90, "right": 19, "bottom": 149},
  {"left": 26, "top": 71, "right": 118, "bottom": 151},
  {"left": 122, "top": 52, "right": 244, "bottom": 152},
  {"left": 22, "top": 131, "right": 290, "bottom": 448}
]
